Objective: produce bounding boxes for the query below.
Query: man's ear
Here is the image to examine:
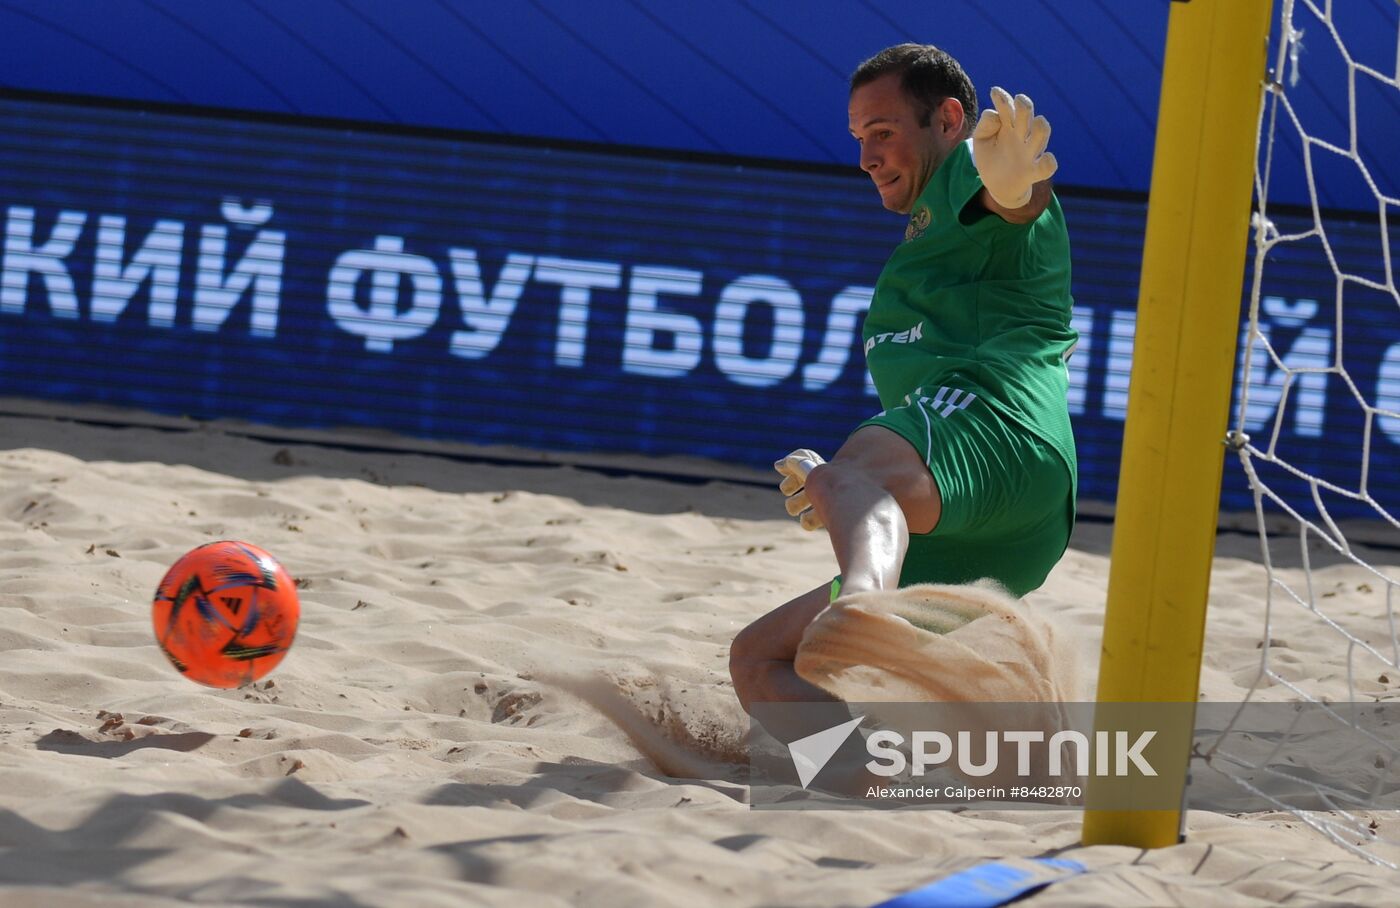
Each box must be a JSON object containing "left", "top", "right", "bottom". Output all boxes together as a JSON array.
[{"left": 937, "top": 97, "right": 966, "bottom": 138}]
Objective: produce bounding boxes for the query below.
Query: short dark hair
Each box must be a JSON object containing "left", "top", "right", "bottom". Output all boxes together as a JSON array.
[{"left": 850, "top": 44, "right": 978, "bottom": 134}]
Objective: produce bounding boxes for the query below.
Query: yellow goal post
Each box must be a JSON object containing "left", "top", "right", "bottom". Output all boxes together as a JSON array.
[{"left": 1080, "top": 0, "right": 1273, "bottom": 848}]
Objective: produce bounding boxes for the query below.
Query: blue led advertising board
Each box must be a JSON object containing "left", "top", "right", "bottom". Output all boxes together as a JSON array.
[{"left": 1, "top": 97, "right": 1396, "bottom": 522}]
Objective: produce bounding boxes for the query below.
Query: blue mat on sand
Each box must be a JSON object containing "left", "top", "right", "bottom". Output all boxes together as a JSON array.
[{"left": 870, "top": 858, "right": 1087, "bottom": 908}]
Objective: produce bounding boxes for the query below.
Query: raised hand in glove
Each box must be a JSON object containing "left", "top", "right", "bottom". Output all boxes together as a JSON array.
[{"left": 971, "top": 86, "right": 1058, "bottom": 210}]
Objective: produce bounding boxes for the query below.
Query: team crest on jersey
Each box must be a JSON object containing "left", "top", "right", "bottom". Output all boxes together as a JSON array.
[{"left": 904, "top": 204, "right": 931, "bottom": 242}]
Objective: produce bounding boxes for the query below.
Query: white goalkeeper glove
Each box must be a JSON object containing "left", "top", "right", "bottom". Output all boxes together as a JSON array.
[
  {"left": 971, "top": 86, "right": 1058, "bottom": 210},
  {"left": 774, "top": 448, "right": 826, "bottom": 531}
]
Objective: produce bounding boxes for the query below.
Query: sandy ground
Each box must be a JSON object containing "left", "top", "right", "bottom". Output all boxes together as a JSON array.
[{"left": 2, "top": 406, "right": 1399, "bottom": 907}]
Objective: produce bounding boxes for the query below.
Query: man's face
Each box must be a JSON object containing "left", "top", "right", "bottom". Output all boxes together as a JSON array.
[{"left": 848, "top": 73, "right": 959, "bottom": 215}]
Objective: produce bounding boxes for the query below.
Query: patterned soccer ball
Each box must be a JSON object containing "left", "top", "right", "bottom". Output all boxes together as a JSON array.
[{"left": 152, "top": 541, "right": 300, "bottom": 688}]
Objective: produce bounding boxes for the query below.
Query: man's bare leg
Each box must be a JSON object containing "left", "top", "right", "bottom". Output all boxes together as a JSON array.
[
  {"left": 730, "top": 426, "right": 943, "bottom": 719},
  {"left": 730, "top": 583, "right": 837, "bottom": 723},
  {"left": 803, "top": 425, "right": 942, "bottom": 595}
]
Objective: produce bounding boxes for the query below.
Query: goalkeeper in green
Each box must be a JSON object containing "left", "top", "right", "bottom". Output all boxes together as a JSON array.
[{"left": 730, "top": 44, "right": 1077, "bottom": 710}]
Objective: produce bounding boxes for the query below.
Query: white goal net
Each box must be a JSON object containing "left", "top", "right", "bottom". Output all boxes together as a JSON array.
[{"left": 1205, "top": 0, "right": 1400, "bottom": 866}]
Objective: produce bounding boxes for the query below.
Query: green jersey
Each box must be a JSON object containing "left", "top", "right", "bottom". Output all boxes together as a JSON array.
[{"left": 863, "top": 140, "right": 1078, "bottom": 491}]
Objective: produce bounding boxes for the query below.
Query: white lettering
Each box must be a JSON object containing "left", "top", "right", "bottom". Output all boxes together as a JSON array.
[
  {"left": 533, "top": 256, "right": 622, "bottom": 368},
  {"left": 1004, "top": 730, "right": 1044, "bottom": 777},
  {"left": 220, "top": 197, "right": 273, "bottom": 228},
  {"left": 713, "top": 274, "right": 804, "bottom": 387},
  {"left": 1376, "top": 342, "right": 1400, "bottom": 446},
  {"left": 865, "top": 729, "right": 906, "bottom": 776},
  {"left": 447, "top": 250, "right": 533, "bottom": 359},
  {"left": 1235, "top": 297, "right": 1330, "bottom": 438},
  {"left": 1102, "top": 308, "right": 1137, "bottom": 421},
  {"left": 802, "top": 286, "right": 873, "bottom": 392},
  {"left": 858, "top": 728, "right": 1151, "bottom": 778},
  {"left": 1048, "top": 730, "right": 1090, "bottom": 776},
  {"left": 1117, "top": 730, "right": 1157, "bottom": 776},
  {"left": 622, "top": 265, "right": 703, "bottom": 378},
  {"left": 911, "top": 730, "right": 952, "bottom": 774},
  {"left": 957, "top": 730, "right": 999, "bottom": 777},
  {"left": 1066, "top": 305, "right": 1094, "bottom": 415},
  {"left": 327, "top": 235, "right": 441, "bottom": 352},
  {"left": 1, "top": 206, "right": 86, "bottom": 318},
  {"left": 90, "top": 215, "right": 184, "bottom": 327},
  {"left": 196, "top": 201, "right": 286, "bottom": 337},
  {"left": 861, "top": 321, "right": 924, "bottom": 398}
]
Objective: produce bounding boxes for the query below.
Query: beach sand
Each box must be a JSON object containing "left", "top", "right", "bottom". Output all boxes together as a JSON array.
[{"left": 2, "top": 405, "right": 1399, "bottom": 906}]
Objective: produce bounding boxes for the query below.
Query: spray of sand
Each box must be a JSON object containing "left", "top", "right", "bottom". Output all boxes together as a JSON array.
[
  {"left": 543, "top": 672, "right": 748, "bottom": 782},
  {"left": 794, "top": 581, "right": 1084, "bottom": 703},
  {"left": 552, "top": 583, "right": 1085, "bottom": 785},
  {"left": 794, "top": 581, "right": 1087, "bottom": 789}
]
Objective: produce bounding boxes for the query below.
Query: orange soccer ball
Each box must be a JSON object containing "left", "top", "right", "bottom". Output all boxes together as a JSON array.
[{"left": 152, "top": 541, "right": 300, "bottom": 689}]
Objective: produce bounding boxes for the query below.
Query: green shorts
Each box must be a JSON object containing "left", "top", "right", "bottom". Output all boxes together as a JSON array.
[{"left": 849, "top": 386, "right": 1075, "bottom": 598}]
